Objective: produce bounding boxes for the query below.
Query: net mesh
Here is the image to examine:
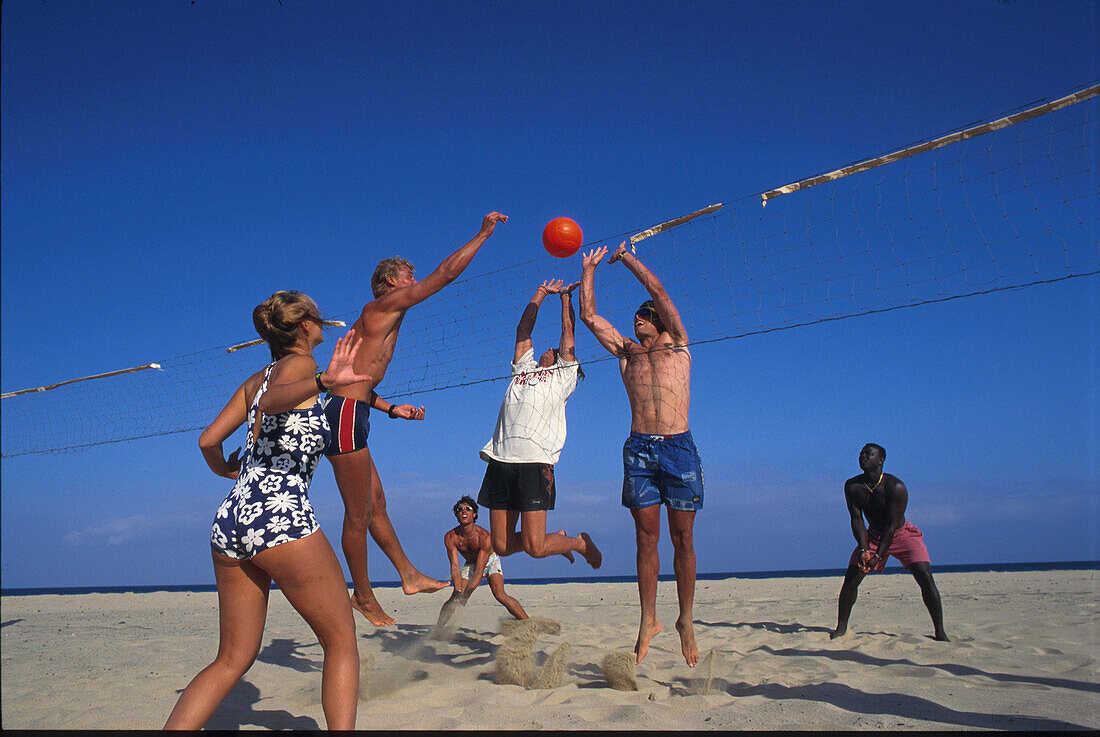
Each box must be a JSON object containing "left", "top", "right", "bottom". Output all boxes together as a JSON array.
[{"left": 3, "top": 88, "right": 1097, "bottom": 457}]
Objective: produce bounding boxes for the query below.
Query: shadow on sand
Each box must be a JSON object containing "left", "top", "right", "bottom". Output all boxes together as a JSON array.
[
  {"left": 204, "top": 679, "right": 320, "bottom": 731},
  {"left": 668, "top": 677, "right": 1090, "bottom": 731},
  {"left": 754, "top": 644, "right": 1100, "bottom": 694}
]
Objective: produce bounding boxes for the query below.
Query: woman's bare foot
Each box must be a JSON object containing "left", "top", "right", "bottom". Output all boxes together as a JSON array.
[
  {"left": 400, "top": 570, "right": 449, "bottom": 595},
  {"left": 634, "top": 619, "right": 662, "bottom": 664},
  {"left": 351, "top": 591, "right": 396, "bottom": 627},
  {"left": 579, "top": 533, "right": 602, "bottom": 569},
  {"left": 675, "top": 616, "right": 699, "bottom": 667}
]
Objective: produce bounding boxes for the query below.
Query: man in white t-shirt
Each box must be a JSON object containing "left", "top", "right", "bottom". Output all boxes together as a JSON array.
[{"left": 477, "top": 279, "right": 602, "bottom": 570}]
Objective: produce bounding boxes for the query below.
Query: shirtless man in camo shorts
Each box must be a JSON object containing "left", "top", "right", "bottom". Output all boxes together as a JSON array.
[{"left": 579, "top": 241, "right": 704, "bottom": 667}]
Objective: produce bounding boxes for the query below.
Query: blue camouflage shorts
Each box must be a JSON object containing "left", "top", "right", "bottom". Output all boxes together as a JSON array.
[{"left": 621, "top": 430, "right": 704, "bottom": 512}]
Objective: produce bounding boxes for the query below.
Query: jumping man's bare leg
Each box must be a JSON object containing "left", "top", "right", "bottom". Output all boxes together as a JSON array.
[
  {"left": 489, "top": 509, "right": 523, "bottom": 557},
  {"left": 366, "top": 457, "right": 447, "bottom": 595},
  {"left": 327, "top": 447, "right": 395, "bottom": 626},
  {"left": 630, "top": 504, "right": 663, "bottom": 664},
  {"left": 668, "top": 507, "right": 699, "bottom": 667},
  {"left": 518, "top": 511, "right": 602, "bottom": 568},
  {"left": 551, "top": 530, "right": 576, "bottom": 563}
]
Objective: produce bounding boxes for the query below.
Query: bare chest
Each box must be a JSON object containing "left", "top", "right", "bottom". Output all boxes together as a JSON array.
[
  {"left": 453, "top": 530, "right": 484, "bottom": 559},
  {"left": 622, "top": 345, "right": 691, "bottom": 387}
]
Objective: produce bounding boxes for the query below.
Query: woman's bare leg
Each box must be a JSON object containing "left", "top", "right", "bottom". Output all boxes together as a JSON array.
[
  {"left": 253, "top": 530, "right": 359, "bottom": 731},
  {"left": 164, "top": 551, "right": 270, "bottom": 730}
]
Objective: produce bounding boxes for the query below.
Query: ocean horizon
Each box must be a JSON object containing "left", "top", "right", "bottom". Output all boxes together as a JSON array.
[{"left": 3, "top": 559, "right": 1095, "bottom": 597}]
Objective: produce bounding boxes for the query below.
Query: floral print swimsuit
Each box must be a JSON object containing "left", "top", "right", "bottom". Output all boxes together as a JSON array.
[{"left": 211, "top": 362, "right": 331, "bottom": 559}]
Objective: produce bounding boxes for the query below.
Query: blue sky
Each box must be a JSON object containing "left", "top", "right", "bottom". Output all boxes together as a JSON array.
[{"left": 2, "top": 0, "right": 1097, "bottom": 590}]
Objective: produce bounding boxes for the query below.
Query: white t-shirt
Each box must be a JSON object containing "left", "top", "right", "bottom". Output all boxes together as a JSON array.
[{"left": 479, "top": 348, "right": 579, "bottom": 465}]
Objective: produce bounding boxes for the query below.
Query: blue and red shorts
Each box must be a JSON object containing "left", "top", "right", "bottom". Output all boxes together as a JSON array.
[{"left": 321, "top": 395, "right": 371, "bottom": 456}]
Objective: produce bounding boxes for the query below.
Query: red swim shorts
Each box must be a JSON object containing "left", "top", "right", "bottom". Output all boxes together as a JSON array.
[{"left": 849, "top": 520, "right": 931, "bottom": 572}]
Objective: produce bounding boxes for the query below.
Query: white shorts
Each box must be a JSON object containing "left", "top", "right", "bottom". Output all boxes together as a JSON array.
[{"left": 461, "top": 551, "right": 503, "bottom": 580}]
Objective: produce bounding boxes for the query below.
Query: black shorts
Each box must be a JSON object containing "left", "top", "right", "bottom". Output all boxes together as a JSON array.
[{"left": 477, "top": 460, "right": 556, "bottom": 512}]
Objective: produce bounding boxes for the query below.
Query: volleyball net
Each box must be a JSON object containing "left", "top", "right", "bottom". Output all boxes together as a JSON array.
[{"left": 3, "top": 84, "right": 1097, "bottom": 458}]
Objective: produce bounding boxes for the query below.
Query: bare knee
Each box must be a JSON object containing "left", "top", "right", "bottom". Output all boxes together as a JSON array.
[
  {"left": 320, "top": 633, "right": 359, "bottom": 662},
  {"left": 915, "top": 574, "right": 940, "bottom": 599},
  {"left": 670, "top": 527, "right": 694, "bottom": 552},
  {"left": 343, "top": 508, "right": 372, "bottom": 534},
  {"left": 635, "top": 527, "right": 659, "bottom": 553},
  {"left": 313, "top": 615, "right": 359, "bottom": 658},
  {"left": 521, "top": 534, "right": 549, "bottom": 558},
  {"left": 491, "top": 531, "right": 510, "bottom": 556},
  {"left": 214, "top": 647, "right": 259, "bottom": 679},
  {"left": 371, "top": 479, "right": 389, "bottom": 514}
]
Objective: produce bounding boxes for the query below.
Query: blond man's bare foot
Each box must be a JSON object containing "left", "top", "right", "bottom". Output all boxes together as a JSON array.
[
  {"left": 634, "top": 619, "right": 662, "bottom": 664},
  {"left": 579, "top": 532, "right": 602, "bottom": 569},
  {"left": 675, "top": 616, "right": 699, "bottom": 667},
  {"left": 830, "top": 626, "right": 848, "bottom": 640},
  {"left": 351, "top": 592, "right": 396, "bottom": 627},
  {"left": 400, "top": 571, "right": 449, "bottom": 595},
  {"left": 554, "top": 531, "right": 576, "bottom": 563}
]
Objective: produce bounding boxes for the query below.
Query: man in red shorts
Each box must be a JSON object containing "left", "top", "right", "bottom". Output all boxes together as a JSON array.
[
  {"left": 831, "top": 443, "right": 949, "bottom": 641},
  {"left": 324, "top": 212, "right": 508, "bottom": 626}
]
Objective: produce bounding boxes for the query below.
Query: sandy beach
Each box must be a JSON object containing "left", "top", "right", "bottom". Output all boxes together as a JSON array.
[{"left": 2, "top": 569, "right": 1097, "bottom": 730}]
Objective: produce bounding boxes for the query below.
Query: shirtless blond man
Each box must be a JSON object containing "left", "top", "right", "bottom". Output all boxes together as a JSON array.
[
  {"left": 322, "top": 211, "right": 508, "bottom": 625},
  {"left": 579, "top": 242, "right": 703, "bottom": 667}
]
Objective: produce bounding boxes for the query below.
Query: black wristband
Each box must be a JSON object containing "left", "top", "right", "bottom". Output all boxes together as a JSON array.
[
  {"left": 387, "top": 405, "right": 399, "bottom": 419},
  {"left": 314, "top": 371, "right": 329, "bottom": 393}
]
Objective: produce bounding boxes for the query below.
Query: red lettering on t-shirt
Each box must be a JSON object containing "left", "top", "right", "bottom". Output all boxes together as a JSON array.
[{"left": 513, "top": 368, "right": 554, "bottom": 386}]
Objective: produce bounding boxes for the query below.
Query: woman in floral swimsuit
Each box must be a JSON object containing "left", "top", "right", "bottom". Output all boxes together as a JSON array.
[{"left": 165, "top": 291, "right": 371, "bottom": 731}]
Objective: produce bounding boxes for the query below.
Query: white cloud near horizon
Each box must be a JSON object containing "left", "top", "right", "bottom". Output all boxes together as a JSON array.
[{"left": 63, "top": 511, "right": 199, "bottom": 547}]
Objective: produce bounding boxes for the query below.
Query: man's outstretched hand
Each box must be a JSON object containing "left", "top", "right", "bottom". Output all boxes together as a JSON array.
[
  {"left": 480, "top": 212, "right": 508, "bottom": 236},
  {"left": 391, "top": 404, "right": 426, "bottom": 421},
  {"left": 608, "top": 241, "right": 628, "bottom": 264}
]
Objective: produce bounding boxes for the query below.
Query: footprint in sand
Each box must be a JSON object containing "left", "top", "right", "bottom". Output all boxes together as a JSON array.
[
  {"left": 1039, "top": 654, "right": 1093, "bottom": 674},
  {"left": 357, "top": 652, "right": 375, "bottom": 700},
  {"left": 886, "top": 664, "right": 938, "bottom": 678},
  {"left": 1030, "top": 646, "right": 1065, "bottom": 656}
]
